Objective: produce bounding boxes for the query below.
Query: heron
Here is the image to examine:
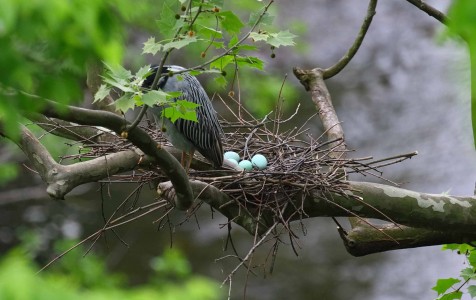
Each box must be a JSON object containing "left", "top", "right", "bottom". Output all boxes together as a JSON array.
[{"left": 142, "top": 65, "right": 224, "bottom": 171}]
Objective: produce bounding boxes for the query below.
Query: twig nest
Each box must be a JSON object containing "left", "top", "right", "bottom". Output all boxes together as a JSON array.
[
  {"left": 238, "top": 160, "right": 253, "bottom": 171},
  {"left": 251, "top": 154, "right": 268, "bottom": 170},
  {"left": 224, "top": 151, "right": 240, "bottom": 162}
]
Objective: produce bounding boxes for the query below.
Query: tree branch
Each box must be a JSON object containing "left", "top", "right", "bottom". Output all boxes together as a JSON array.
[
  {"left": 10, "top": 120, "right": 476, "bottom": 253},
  {"left": 158, "top": 180, "right": 269, "bottom": 235},
  {"left": 296, "top": 181, "right": 476, "bottom": 233},
  {"left": 21, "top": 100, "right": 194, "bottom": 210},
  {"left": 338, "top": 223, "right": 476, "bottom": 256},
  {"left": 6, "top": 125, "right": 153, "bottom": 199},
  {"left": 27, "top": 114, "right": 116, "bottom": 144},
  {"left": 323, "top": 0, "right": 378, "bottom": 79},
  {"left": 292, "top": 68, "right": 346, "bottom": 159},
  {"left": 404, "top": 0, "right": 447, "bottom": 24}
]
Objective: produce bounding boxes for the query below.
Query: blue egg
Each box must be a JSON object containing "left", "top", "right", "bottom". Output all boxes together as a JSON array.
[
  {"left": 238, "top": 160, "right": 253, "bottom": 171},
  {"left": 251, "top": 154, "right": 268, "bottom": 170},
  {"left": 224, "top": 151, "right": 240, "bottom": 162}
]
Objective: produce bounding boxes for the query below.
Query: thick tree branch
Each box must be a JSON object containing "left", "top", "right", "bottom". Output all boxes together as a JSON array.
[
  {"left": 338, "top": 223, "right": 476, "bottom": 256},
  {"left": 155, "top": 177, "right": 476, "bottom": 253},
  {"left": 293, "top": 68, "right": 346, "bottom": 159},
  {"left": 295, "top": 181, "right": 476, "bottom": 232},
  {"left": 15, "top": 125, "right": 58, "bottom": 186},
  {"left": 7, "top": 125, "right": 152, "bottom": 199}
]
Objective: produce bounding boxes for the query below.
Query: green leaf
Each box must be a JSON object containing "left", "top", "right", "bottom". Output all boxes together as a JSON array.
[
  {"left": 217, "top": 11, "right": 244, "bottom": 35},
  {"left": 461, "top": 267, "right": 476, "bottom": 280},
  {"left": 443, "top": 244, "right": 464, "bottom": 251},
  {"left": 213, "top": 75, "right": 227, "bottom": 89},
  {"left": 94, "top": 84, "right": 111, "bottom": 103},
  {"left": 197, "top": 25, "right": 223, "bottom": 39},
  {"left": 163, "top": 100, "right": 199, "bottom": 123},
  {"left": 433, "top": 278, "right": 461, "bottom": 295},
  {"left": 142, "top": 90, "right": 169, "bottom": 106},
  {"left": 228, "top": 34, "right": 239, "bottom": 49},
  {"left": 163, "top": 107, "right": 181, "bottom": 123},
  {"left": 162, "top": 36, "right": 198, "bottom": 51},
  {"left": 135, "top": 65, "right": 152, "bottom": 80},
  {"left": 443, "top": 243, "right": 474, "bottom": 253},
  {"left": 248, "top": 11, "right": 274, "bottom": 26},
  {"left": 143, "top": 37, "right": 163, "bottom": 55},
  {"left": 177, "top": 99, "right": 200, "bottom": 110},
  {"left": 103, "top": 77, "right": 134, "bottom": 93},
  {"left": 446, "top": 0, "right": 476, "bottom": 148},
  {"left": 114, "top": 94, "right": 135, "bottom": 112},
  {"left": 439, "top": 291, "right": 463, "bottom": 300},
  {"left": 267, "top": 30, "right": 297, "bottom": 48},
  {"left": 105, "top": 64, "right": 133, "bottom": 81},
  {"left": 157, "top": 2, "right": 178, "bottom": 37},
  {"left": 469, "top": 251, "right": 476, "bottom": 268},
  {"left": 234, "top": 43, "right": 258, "bottom": 52},
  {"left": 210, "top": 55, "right": 235, "bottom": 70},
  {"left": 235, "top": 56, "right": 264, "bottom": 70},
  {"left": 468, "top": 285, "right": 476, "bottom": 298},
  {"left": 250, "top": 32, "right": 269, "bottom": 42}
]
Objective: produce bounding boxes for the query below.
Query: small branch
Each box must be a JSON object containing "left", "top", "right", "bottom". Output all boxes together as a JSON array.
[
  {"left": 27, "top": 114, "right": 116, "bottom": 144},
  {"left": 405, "top": 0, "right": 447, "bottom": 24},
  {"left": 6, "top": 125, "right": 153, "bottom": 199},
  {"left": 21, "top": 100, "right": 194, "bottom": 210},
  {"left": 126, "top": 0, "right": 207, "bottom": 132},
  {"left": 323, "top": 0, "right": 378, "bottom": 79},
  {"left": 158, "top": 180, "right": 271, "bottom": 235},
  {"left": 179, "top": 0, "right": 275, "bottom": 73}
]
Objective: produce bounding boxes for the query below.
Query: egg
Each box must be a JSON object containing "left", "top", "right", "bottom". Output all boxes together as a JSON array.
[
  {"left": 251, "top": 154, "right": 268, "bottom": 170},
  {"left": 224, "top": 151, "right": 240, "bottom": 162},
  {"left": 238, "top": 160, "right": 253, "bottom": 171},
  {"left": 225, "top": 158, "right": 242, "bottom": 170}
]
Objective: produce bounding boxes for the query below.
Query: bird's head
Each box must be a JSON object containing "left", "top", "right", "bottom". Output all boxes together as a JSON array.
[{"left": 141, "top": 65, "right": 186, "bottom": 90}]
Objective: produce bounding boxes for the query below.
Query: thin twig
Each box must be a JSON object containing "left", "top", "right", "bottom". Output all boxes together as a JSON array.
[{"left": 323, "top": 0, "right": 378, "bottom": 79}]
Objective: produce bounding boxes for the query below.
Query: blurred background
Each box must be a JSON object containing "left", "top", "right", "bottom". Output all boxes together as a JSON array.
[{"left": 1, "top": 0, "right": 476, "bottom": 299}]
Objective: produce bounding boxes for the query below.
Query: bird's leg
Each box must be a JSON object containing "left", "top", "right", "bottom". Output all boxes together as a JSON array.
[
  {"left": 180, "top": 150, "right": 194, "bottom": 174},
  {"left": 185, "top": 150, "right": 194, "bottom": 173}
]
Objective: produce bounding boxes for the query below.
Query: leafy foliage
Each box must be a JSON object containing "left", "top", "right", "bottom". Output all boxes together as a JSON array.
[
  {"left": 446, "top": 0, "right": 476, "bottom": 148},
  {"left": 433, "top": 244, "right": 476, "bottom": 299},
  {"left": 0, "top": 242, "right": 221, "bottom": 300},
  {"left": 95, "top": 0, "right": 297, "bottom": 125},
  {"left": 0, "top": 0, "right": 127, "bottom": 139}
]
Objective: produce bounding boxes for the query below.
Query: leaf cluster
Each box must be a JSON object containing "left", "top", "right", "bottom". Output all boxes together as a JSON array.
[
  {"left": 433, "top": 244, "right": 476, "bottom": 299},
  {"left": 95, "top": 0, "right": 297, "bottom": 123},
  {"left": 0, "top": 239, "right": 221, "bottom": 300}
]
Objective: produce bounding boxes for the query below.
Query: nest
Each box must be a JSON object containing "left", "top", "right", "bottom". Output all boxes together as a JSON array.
[{"left": 57, "top": 97, "right": 415, "bottom": 228}]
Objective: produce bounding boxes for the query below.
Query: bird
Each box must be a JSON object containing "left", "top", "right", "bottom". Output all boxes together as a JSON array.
[{"left": 142, "top": 65, "right": 224, "bottom": 170}]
